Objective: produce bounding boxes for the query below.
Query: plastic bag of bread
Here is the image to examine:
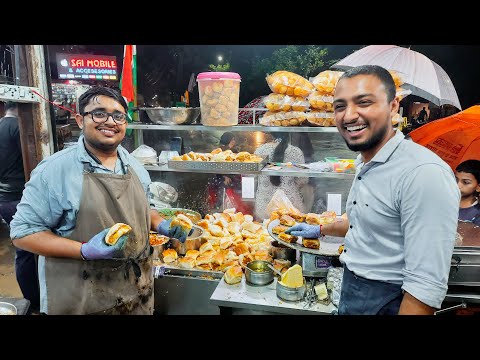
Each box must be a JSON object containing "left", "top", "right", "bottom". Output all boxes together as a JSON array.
[
  {"left": 308, "top": 92, "right": 334, "bottom": 111},
  {"left": 263, "top": 93, "right": 292, "bottom": 111},
  {"left": 266, "top": 189, "right": 299, "bottom": 219},
  {"left": 290, "top": 97, "right": 310, "bottom": 111},
  {"left": 310, "top": 70, "right": 343, "bottom": 95},
  {"left": 305, "top": 111, "right": 336, "bottom": 127},
  {"left": 388, "top": 70, "right": 406, "bottom": 88},
  {"left": 266, "top": 71, "right": 314, "bottom": 98},
  {"left": 259, "top": 111, "right": 307, "bottom": 127}
]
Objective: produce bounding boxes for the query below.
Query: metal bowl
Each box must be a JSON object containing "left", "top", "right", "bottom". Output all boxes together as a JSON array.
[
  {"left": 276, "top": 279, "right": 306, "bottom": 302},
  {"left": 157, "top": 208, "right": 202, "bottom": 224},
  {"left": 245, "top": 260, "right": 274, "bottom": 286},
  {"left": 168, "top": 225, "right": 205, "bottom": 256},
  {"left": 0, "top": 301, "right": 17, "bottom": 315},
  {"left": 142, "top": 107, "right": 201, "bottom": 125}
]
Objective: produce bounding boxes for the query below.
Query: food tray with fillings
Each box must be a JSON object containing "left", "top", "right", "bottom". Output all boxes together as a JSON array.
[
  {"left": 267, "top": 219, "right": 344, "bottom": 256},
  {"left": 168, "top": 155, "right": 269, "bottom": 172}
]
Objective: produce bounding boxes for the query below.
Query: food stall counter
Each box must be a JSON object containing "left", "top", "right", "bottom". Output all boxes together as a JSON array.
[{"left": 210, "top": 276, "right": 337, "bottom": 315}]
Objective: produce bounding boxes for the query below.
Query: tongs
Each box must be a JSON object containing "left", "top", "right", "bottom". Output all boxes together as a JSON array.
[{"left": 303, "top": 278, "right": 318, "bottom": 309}]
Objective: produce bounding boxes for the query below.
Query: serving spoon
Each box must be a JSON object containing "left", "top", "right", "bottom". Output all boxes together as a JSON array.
[{"left": 266, "top": 263, "right": 284, "bottom": 278}]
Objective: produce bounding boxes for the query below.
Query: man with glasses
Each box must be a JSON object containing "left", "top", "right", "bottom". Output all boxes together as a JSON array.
[{"left": 10, "top": 86, "right": 187, "bottom": 315}]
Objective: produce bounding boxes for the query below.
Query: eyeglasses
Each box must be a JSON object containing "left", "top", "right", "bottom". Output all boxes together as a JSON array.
[{"left": 82, "top": 111, "right": 128, "bottom": 125}]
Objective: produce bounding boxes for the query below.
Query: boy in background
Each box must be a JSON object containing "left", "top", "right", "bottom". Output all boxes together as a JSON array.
[{"left": 455, "top": 160, "right": 480, "bottom": 225}]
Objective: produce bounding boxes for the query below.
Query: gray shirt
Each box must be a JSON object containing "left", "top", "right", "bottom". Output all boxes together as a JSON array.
[{"left": 339, "top": 130, "right": 460, "bottom": 309}]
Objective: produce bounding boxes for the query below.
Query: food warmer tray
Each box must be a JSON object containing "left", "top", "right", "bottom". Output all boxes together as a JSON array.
[
  {"left": 168, "top": 155, "right": 269, "bottom": 172},
  {"left": 267, "top": 219, "right": 344, "bottom": 256},
  {"left": 154, "top": 265, "right": 224, "bottom": 280}
]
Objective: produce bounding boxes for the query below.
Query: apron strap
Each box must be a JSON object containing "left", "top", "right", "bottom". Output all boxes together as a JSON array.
[{"left": 83, "top": 162, "right": 94, "bottom": 173}]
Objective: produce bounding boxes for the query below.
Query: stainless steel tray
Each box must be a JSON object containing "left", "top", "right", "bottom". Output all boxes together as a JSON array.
[
  {"left": 168, "top": 155, "right": 269, "bottom": 172},
  {"left": 267, "top": 219, "right": 344, "bottom": 256},
  {"left": 154, "top": 265, "right": 224, "bottom": 280}
]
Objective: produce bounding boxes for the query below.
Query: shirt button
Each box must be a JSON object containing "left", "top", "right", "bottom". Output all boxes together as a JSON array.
[
  {"left": 358, "top": 176, "right": 362, "bottom": 180},
  {"left": 353, "top": 201, "right": 357, "bottom": 205},
  {"left": 349, "top": 225, "right": 353, "bottom": 229}
]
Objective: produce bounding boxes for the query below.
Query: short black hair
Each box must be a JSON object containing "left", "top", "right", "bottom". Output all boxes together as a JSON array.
[
  {"left": 456, "top": 160, "right": 480, "bottom": 183},
  {"left": 220, "top": 132, "right": 235, "bottom": 146},
  {"left": 4, "top": 101, "right": 17, "bottom": 111},
  {"left": 78, "top": 86, "right": 128, "bottom": 114},
  {"left": 339, "top": 65, "right": 396, "bottom": 102}
]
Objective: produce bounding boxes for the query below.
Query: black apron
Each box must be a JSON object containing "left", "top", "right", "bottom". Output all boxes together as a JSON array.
[{"left": 338, "top": 266, "right": 403, "bottom": 315}]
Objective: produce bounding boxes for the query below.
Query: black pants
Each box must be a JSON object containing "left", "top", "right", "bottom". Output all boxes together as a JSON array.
[
  {"left": 0, "top": 200, "right": 40, "bottom": 311},
  {"left": 338, "top": 266, "right": 404, "bottom": 315}
]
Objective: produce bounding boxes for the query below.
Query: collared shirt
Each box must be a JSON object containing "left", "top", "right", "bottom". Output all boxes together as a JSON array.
[
  {"left": 339, "top": 130, "right": 460, "bottom": 309},
  {"left": 10, "top": 135, "right": 153, "bottom": 240}
]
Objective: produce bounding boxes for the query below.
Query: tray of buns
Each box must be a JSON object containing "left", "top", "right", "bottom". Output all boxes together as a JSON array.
[
  {"left": 168, "top": 154, "right": 269, "bottom": 172},
  {"left": 267, "top": 218, "right": 344, "bottom": 256}
]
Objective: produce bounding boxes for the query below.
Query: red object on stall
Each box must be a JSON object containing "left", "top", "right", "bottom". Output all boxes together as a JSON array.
[{"left": 409, "top": 105, "right": 480, "bottom": 171}]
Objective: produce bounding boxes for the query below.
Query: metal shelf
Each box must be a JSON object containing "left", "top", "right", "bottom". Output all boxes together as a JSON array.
[
  {"left": 128, "top": 123, "right": 339, "bottom": 133},
  {"left": 144, "top": 164, "right": 354, "bottom": 179}
]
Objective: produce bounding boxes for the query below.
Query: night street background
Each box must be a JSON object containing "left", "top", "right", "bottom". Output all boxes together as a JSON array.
[{"left": 47, "top": 45, "right": 480, "bottom": 110}]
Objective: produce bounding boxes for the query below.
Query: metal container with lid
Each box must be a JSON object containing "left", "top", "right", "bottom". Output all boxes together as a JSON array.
[{"left": 276, "top": 279, "right": 306, "bottom": 302}]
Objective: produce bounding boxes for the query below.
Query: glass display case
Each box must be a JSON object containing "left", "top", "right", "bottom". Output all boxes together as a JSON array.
[{"left": 127, "top": 120, "right": 357, "bottom": 221}]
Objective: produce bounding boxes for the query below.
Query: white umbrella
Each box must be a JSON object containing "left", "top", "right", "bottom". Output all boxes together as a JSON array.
[{"left": 331, "top": 45, "right": 462, "bottom": 110}]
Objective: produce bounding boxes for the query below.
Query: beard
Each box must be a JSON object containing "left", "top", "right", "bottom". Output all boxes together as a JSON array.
[{"left": 343, "top": 122, "right": 391, "bottom": 152}]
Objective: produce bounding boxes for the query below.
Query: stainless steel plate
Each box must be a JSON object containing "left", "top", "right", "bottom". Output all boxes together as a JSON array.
[{"left": 267, "top": 219, "right": 344, "bottom": 256}]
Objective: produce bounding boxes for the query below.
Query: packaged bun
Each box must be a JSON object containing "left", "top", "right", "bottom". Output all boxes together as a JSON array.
[
  {"left": 305, "top": 111, "right": 336, "bottom": 127},
  {"left": 263, "top": 93, "right": 310, "bottom": 112},
  {"left": 310, "top": 70, "right": 343, "bottom": 95},
  {"left": 266, "top": 71, "right": 314, "bottom": 98},
  {"left": 105, "top": 223, "right": 132, "bottom": 246},
  {"left": 388, "top": 70, "right": 405, "bottom": 88},
  {"left": 259, "top": 111, "right": 307, "bottom": 127},
  {"left": 308, "top": 92, "right": 334, "bottom": 111}
]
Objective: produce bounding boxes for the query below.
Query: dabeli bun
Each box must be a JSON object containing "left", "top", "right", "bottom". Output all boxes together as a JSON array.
[
  {"left": 105, "top": 223, "right": 132, "bottom": 246},
  {"left": 170, "top": 214, "right": 193, "bottom": 234}
]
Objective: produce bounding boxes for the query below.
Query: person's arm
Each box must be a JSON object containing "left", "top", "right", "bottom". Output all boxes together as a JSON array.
[
  {"left": 13, "top": 231, "right": 83, "bottom": 259},
  {"left": 321, "top": 219, "right": 350, "bottom": 237},
  {"left": 150, "top": 209, "right": 166, "bottom": 231},
  {"left": 10, "top": 163, "right": 84, "bottom": 259},
  {"left": 399, "top": 292, "right": 435, "bottom": 315},
  {"left": 399, "top": 164, "right": 460, "bottom": 312}
]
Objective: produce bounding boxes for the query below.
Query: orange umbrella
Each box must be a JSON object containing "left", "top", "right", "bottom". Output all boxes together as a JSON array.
[{"left": 409, "top": 105, "right": 480, "bottom": 170}]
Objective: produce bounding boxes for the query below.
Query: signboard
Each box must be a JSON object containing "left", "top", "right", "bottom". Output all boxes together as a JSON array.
[{"left": 56, "top": 53, "right": 117, "bottom": 81}]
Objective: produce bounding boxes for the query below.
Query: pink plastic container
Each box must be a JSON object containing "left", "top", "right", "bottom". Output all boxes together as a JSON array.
[{"left": 196, "top": 72, "right": 241, "bottom": 126}]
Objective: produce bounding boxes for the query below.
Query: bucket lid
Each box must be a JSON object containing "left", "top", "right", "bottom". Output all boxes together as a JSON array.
[{"left": 197, "top": 72, "right": 241, "bottom": 81}]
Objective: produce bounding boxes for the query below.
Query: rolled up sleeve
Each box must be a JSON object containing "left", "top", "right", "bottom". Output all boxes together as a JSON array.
[
  {"left": 400, "top": 164, "right": 460, "bottom": 308},
  {"left": 10, "top": 164, "right": 64, "bottom": 239}
]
